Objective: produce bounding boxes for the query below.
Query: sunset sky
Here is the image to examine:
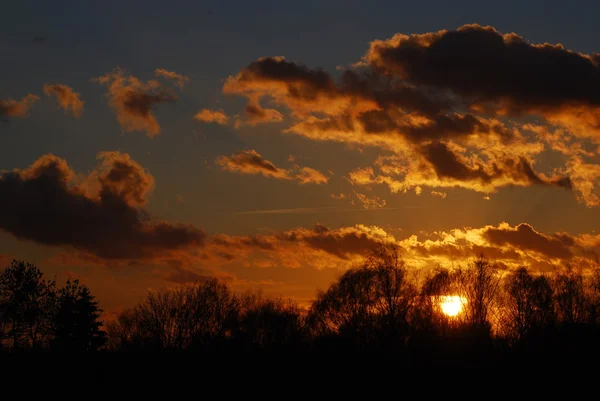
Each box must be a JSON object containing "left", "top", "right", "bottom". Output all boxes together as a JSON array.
[{"left": 3, "top": 0, "right": 600, "bottom": 317}]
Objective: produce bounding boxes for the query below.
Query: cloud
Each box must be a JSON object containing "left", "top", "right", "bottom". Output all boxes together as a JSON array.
[
  {"left": 244, "top": 103, "right": 284, "bottom": 125},
  {"left": 420, "top": 141, "right": 571, "bottom": 190},
  {"left": 205, "top": 224, "right": 396, "bottom": 265},
  {"left": 363, "top": 24, "right": 600, "bottom": 137},
  {"left": 348, "top": 145, "right": 571, "bottom": 196},
  {"left": 82, "top": 151, "right": 155, "bottom": 207},
  {"left": 216, "top": 149, "right": 292, "bottom": 180},
  {"left": 155, "top": 68, "right": 190, "bottom": 89},
  {"left": 331, "top": 193, "right": 346, "bottom": 200},
  {"left": 223, "top": 26, "right": 600, "bottom": 205},
  {"left": 96, "top": 68, "right": 177, "bottom": 137},
  {"left": 483, "top": 223, "right": 574, "bottom": 259},
  {"left": 565, "top": 156, "right": 600, "bottom": 207},
  {"left": 43, "top": 84, "right": 84, "bottom": 118},
  {"left": 0, "top": 153, "right": 205, "bottom": 260},
  {"left": 222, "top": 56, "right": 448, "bottom": 119},
  {"left": 199, "top": 222, "right": 600, "bottom": 274},
  {"left": 296, "top": 167, "right": 328, "bottom": 184},
  {"left": 275, "top": 224, "right": 396, "bottom": 260},
  {"left": 354, "top": 192, "right": 386, "bottom": 209},
  {"left": 216, "top": 149, "right": 328, "bottom": 184},
  {"left": 194, "top": 108, "right": 229, "bottom": 124},
  {"left": 0, "top": 94, "right": 39, "bottom": 119},
  {"left": 431, "top": 191, "right": 447, "bottom": 199}
]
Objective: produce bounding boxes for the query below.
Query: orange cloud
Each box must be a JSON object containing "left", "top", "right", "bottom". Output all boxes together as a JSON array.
[
  {"left": 200, "top": 222, "right": 600, "bottom": 275},
  {"left": 223, "top": 27, "right": 600, "bottom": 206},
  {"left": 223, "top": 56, "right": 381, "bottom": 118},
  {"left": 296, "top": 167, "right": 328, "bottom": 184},
  {"left": 96, "top": 68, "right": 177, "bottom": 137},
  {"left": 43, "top": 84, "right": 84, "bottom": 118},
  {"left": 81, "top": 151, "right": 155, "bottom": 207},
  {"left": 155, "top": 68, "right": 190, "bottom": 89},
  {"left": 0, "top": 94, "right": 39, "bottom": 118},
  {"left": 354, "top": 192, "right": 386, "bottom": 209},
  {"left": 348, "top": 144, "right": 570, "bottom": 196},
  {"left": 244, "top": 103, "right": 284, "bottom": 125},
  {"left": 194, "top": 108, "right": 229, "bottom": 125}
]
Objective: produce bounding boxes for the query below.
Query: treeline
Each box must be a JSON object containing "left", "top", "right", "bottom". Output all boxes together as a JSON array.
[
  {"left": 0, "top": 260, "right": 105, "bottom": 351},
  {"left": 3, "top": 248, "right": 600, "bottom": 360}
]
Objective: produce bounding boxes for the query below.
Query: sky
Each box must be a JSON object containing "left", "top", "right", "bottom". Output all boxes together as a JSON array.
[{"left": 3, "top": 0, "right": 600, "bottom": 316}]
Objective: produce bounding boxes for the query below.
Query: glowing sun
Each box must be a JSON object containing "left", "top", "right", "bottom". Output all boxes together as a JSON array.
[{"left": 439, "top": 295, "right": 466, "bottom": 317}]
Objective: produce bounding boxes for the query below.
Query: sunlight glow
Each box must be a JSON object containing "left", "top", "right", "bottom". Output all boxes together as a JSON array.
[{"left": 439, "top": 295, "right": 466, "bottom": 317}]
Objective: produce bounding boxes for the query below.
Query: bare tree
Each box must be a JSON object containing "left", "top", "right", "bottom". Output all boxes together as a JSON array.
[
  {"left": 552, "top": 266, "right": 588, "bottom": 325},
  {"left": 501, "top": 267, "right": 555, "bottom": 344},
  {"left": 588, "top": 263, "right": 600, "bottom": 325},
  {"left": 236, "top": 291, "right": 307, "bottom": 349},
  {"left": 106, "top": 279, "right": 239, "bottom": 350},
  {"left": 414, "top": 266, "right": 458, "bottom": 337},
  {"left": 308, "top": 246, "right": 416, "bottom": 347},
  {"left": 454, "top": 255, "right": 503, "bottom": 334}
]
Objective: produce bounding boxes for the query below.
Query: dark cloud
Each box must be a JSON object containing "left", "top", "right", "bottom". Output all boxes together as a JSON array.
[
  {"left": 421, "top": 142, "right": 571, "bottom": 189},
  {"left": 215, "top": 149, "right": 292, "bottom": 180},
  {"left": 0, "top": 153, "right": 205, "bottom": 260},
  {"left": 277, "top": 224, "right": 395, "bottom": 260},
  {"left": 484, "top": 223, "right": 573, "bottom": 259},
  {"left": 365, "top": 24, "right": 600, "bottom": 112},
  {"left": 215, "top": 149, "right": 328, "bottom": 184},
  {"left": 224, "top": 56, "right": 450, "bottom": 118},
  {"left": 244, "top": 103, "right": 284, "bottom": 125}
]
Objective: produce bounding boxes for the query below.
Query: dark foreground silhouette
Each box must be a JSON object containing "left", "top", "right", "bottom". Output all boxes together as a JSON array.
[{"left": 2, "top": 248, "right": 600, "bottom": 368}]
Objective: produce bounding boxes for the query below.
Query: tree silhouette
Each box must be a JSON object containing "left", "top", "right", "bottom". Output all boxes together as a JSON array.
[
  {"left": 235, "top": 291, "right": 307, "bottom": 350},
  {"left": 455, "top": 255, "right": 502, "bottom": 335},
  {"left": 588, "top": 264, "right": 600, "bottom": 325},
  {"left": 52, "top": 279, "right": 106, "bottom": 351},
  {"left": 552, "top": 266, "right": 588, "bottom": 325},
  {"left": 308, "top": 246, "right": 416, "bottom": 348},
  {"left": 501, "top": 267, "right": 555, "bottom": 346},
  {"left": 413, "top": 266, "right": 458, "bottom": 340},
  {"left": 0, "top": 260, "right": 57, "bottom": 350},
  {"left": 107, "top": 279, "right": 239, "bottom": 350}
]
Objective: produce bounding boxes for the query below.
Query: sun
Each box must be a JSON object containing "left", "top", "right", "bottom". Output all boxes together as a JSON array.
[{"left": 439, "top": 295, "right": 466, "bottom": 317}]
